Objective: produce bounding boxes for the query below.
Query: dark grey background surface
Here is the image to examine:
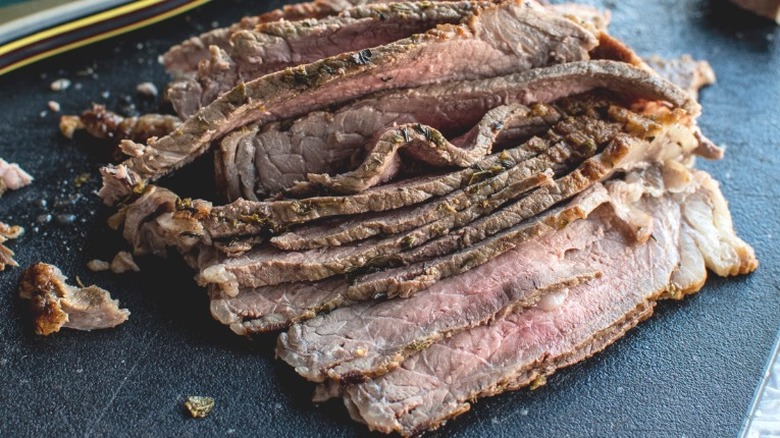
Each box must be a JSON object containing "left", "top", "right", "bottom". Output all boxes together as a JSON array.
[{"left": 0, "top": 0, "right": 778, "bottom": 436}]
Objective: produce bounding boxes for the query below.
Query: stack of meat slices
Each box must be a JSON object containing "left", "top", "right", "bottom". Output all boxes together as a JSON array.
[{"left": 97, "top": 0, "right": 756, "bottom": 435}]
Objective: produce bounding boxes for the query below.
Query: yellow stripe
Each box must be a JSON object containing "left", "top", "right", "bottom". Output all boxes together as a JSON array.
[
  {"left": 0, "top": 0, "right": 163, "bottom": 56},
  {"left": 0, "top": 0, "right": 210, "bottom": 76}
]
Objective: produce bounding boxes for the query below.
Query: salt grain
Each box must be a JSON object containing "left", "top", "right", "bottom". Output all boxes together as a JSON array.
[{"left": 47, "top": 101, "right": 61, "bottom": 112}]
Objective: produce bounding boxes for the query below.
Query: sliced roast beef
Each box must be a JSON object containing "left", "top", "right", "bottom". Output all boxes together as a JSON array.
[
  {"left": 99, "top": 0, "right": 599, "bottom": 205},
  {"left": 215, "top": 183, "right": 608, "bottom": 335},
  {"left": 275, "top": 114, "right": 705, "bottom": 381},
  {"left": 198, "top": 105, "right": 628, "bottom": 290},
  {"left": 203, "top": 99, "right": 700, "bottom": 297},
  {"left": 170, "top": 2, "right": 481, "bottom": 118},
  {"left": 293, "top": 103, "right": 542, "bottom": 195},
  {"left": 162, "top": 0, "right": 390, "bottom": 76},
  {"left": 211, "top": 102, "right": 703, "bottom": 331},
  {"left": 276, "top": 167, "right": 644, "bottom": 383},
  {"left": 338, "top": 169, "right": 757, "bottom": 436},
  {"left": 216, "top": 59, "right": 696, "bottom": 201}
]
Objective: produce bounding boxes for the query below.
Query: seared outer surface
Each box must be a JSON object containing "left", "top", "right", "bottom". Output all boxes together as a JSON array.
[{"left": 0, "top": 1, "right": 775, "bottom": 437}]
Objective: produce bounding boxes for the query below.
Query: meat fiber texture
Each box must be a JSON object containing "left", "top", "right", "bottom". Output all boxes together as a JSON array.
[
  {"left": 338, "top": 166, "right": 756, "bottom": 435},
  {"left": 99, "top": 0, "right": 599, "bottom": 205},
  {"left": 89, "top": 1, "right": 758, "bottom": 435}
]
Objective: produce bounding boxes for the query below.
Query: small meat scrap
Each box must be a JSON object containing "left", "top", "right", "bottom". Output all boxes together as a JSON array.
[
  {"left": 18, "top": 263, "right": 130, "bottom": 335},
  {"left": 730, "top": 0, "right": 780, "bottom": 22},
  {"left": 0, "top": 158, "right": 33, "bottom": 197},
  {"left": 61, "top": 104, "right": 180, "bottom": 144},
  {"left": 59, "top": 115, "right": 85, "bottom": 139},
  {"left": 184, "top": 396, "right": 215, "bottom": 418},
  {"left": 86, "top": 259, "right": 110, "bottom": 272},
  {"left": 110, "top": 251, "right": 140, "bottom": 273},
  {"left": 645, "top": 55, "right": 716, "bottom": 100},
  {"left": 50, "top": 78, "right": 71, "bottom": 91},
  {"left": 0, "top": 221, "right": 23, "bottom": 271}
]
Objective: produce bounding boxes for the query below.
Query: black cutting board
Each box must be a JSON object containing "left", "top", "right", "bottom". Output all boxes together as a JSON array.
[{"left": 1, "top": 1, "right": 778, "bottom": 436}]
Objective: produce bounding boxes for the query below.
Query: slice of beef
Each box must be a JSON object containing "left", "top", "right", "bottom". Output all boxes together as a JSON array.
[
  {"left": 198, "top": 107, "right": 625, "bottom": 290},
  {"left": 99, "top": 0, "right": 599, "bottom": 205},
  {"left": 216, "top": 57, "right": 698, "bottom": 205},
  {"left": 270, "top": 103, "right": 560, "bottom": 251},
  {"left": 199, "top": 169, "right": 552, "bottom": 289},
  {"left": 170, "top": 2, "right": 482, "bottom": 118},
  {"left": 216, "top": 59, "right": 696, "bottom": 201},
  {"left": 162, "top": 0, "right": 385, "bottom": 75},
  {"left": 275, "top": 113, "right": 704, "bottom": 381},
  {"left": 217, "top": 183, "right": 607, "bottom": 335},
  {"left": 18, "top": 263, "right": 131, "bottom": 336},
  {"left": 212, "top": 104, "right": 703, "bottom": 331},
  {"left": 0, "top": 221, "right": 23, "bottom": 271},
  {"left": 338, "top": 169, "right": 757, "bottom": 436},
  {"left": 644, "top": 55, "right": 716, "bottom": 100},
  {"left": 208, "top": 99, "right": 700, "bottom": 298}
]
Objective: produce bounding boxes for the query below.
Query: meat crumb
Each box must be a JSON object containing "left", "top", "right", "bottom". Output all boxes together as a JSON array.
[
  {"left": 136, "top": 82, "right": 158, "bottom": 97},
  {"left": 0, "top": 158, "right": 33, "bottom": 196},
  {"left": 111, "top": 251, "right": 140, "bottom": 273},
  {"left": 50, "top": 78, "right": 71, "bottom": 91},
  {"left": 0, "top": 221, "right": 23, "bottom": 270},
  {"left": 184, "top": 396, "right": 215, "bottom": 418},
  {"left": 48, "top": 101, "right": 61, "bottom": 112},
  {"left": 59, "top": 115, "right": 85, "bottom": 139},
  {"left": 18, "top": 262, "right": 130, "bottom": 335},
  {"left": 87, "top": 259, "right": 110, "bottom": 272}
]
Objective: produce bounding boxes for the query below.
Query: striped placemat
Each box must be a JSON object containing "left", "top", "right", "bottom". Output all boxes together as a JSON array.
[{"left": 0, "top": 0, "right": 211, "bottom": 76}]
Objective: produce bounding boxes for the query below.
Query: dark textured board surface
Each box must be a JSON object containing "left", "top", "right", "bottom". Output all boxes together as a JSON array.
[{"left": 0, "top": 0, "right": 778, "bottom": 436}]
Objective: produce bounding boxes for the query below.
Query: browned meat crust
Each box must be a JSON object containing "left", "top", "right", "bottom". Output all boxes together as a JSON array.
[
  {"left": 18, "top": 263, "right": 130, "bottom": 336},
  {"left": 64, "top": 104, "right": 181, "bottom": 144}
]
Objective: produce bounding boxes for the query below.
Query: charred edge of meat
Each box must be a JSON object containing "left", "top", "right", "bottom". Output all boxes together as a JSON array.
[
  {"left": 99, "top": 0, "right": 599, "bottom": 205},
  {"left": 18, "top": 263, "right": 130, "bottom": 336},
  {"left": 75, "top": 104, "right": 181, "bottom": 145}
]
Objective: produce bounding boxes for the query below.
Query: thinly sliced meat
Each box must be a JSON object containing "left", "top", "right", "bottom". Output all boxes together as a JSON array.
[
  {"left": 219, "top": 185, "right": 607, "bottom": 336},
  {"left": 339, "top": 169, "right": 756, "bottom": 436},
  {"left": 216, "top": 60, "right": 697, "bottom": 201},
  {"left": 100, "top": 1, "right": 599, "bottom": 205},
  {"left": 209, "top": 61, "right": 698, "bottom": 230},
  {"left": 211, "top": 105, "right": 702, "bottom": 331},
  {"left": 275, "top": 119, "right": 701, "bottom": 381},
  {"left": 18, "top": 263, "right": 130, "bottom": 336},
  {"left": 198, "top": 108, "right": 626, "bottom": 291},
  {"left": 170, "top": 2, "right": 482, "bottom": 117},
  {"left": 295, "top": 104, "right": 539, "bottom": 195},
  {"left": 199, "top": 169, "right": 552, "bottom": 290},
  {"left": 207, "top": 101, "right": 699, "bottom": 297},
  {"left": 162, "top": 0, "right": 383, "bottom": 75}
]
